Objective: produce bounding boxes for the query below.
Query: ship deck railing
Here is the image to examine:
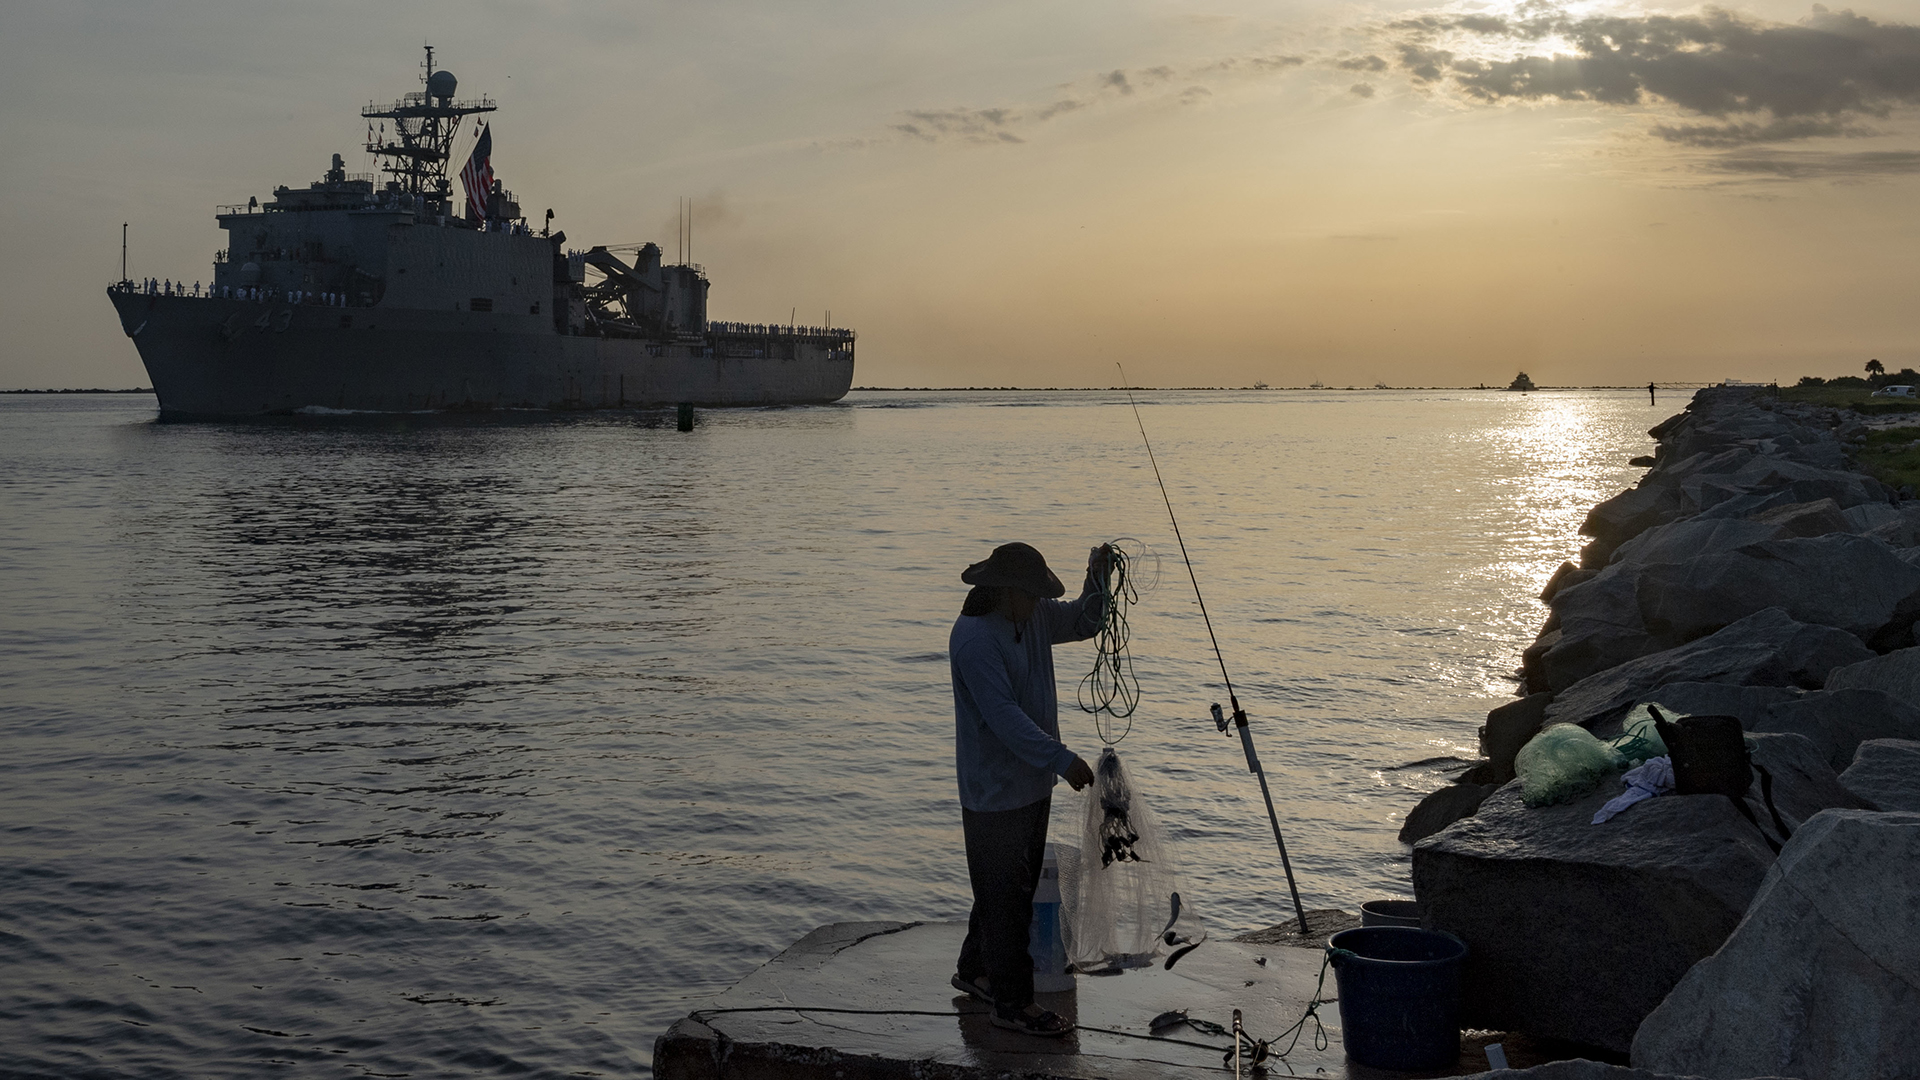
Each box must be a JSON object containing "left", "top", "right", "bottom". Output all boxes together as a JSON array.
[
  {"left": 109, "top": 280, "right": 368, "bottom": 307},
  {"left": 708, "top": 320, "right": 855, "bottom": 342}
]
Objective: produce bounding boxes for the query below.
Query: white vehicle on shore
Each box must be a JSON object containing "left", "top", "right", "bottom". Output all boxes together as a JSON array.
[{"left": 1871, "top": 385, "right": 1916, "bottom": 399}]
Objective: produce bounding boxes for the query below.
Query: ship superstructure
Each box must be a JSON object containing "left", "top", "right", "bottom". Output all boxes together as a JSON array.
[{"left": 107, "top": 48, "right": 855, "bottom": 418}]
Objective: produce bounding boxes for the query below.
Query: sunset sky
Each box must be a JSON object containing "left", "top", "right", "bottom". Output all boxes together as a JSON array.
[{"left": 4, "top": 0, "right": 1918, "bottom": 389}]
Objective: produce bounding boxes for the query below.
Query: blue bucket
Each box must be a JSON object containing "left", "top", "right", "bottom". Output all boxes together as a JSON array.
[{"left": 1327, "top": 926, "right": 1467, "bottom": 1071}]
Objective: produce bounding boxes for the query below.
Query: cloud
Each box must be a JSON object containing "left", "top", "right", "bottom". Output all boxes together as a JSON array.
[
  {"left": 1388, "top": 5, "right": 1920, "bottom": 143},
  {"left": 1033, "top": 99, "right": 1088, "bottom": 122},
  {"left": 1706, "top": 149, "right": 1920, "bottom": 177},
  {"left": 893, "top": 107, "right": 1031, "bottom": 144},
  {"left": 1651, "top": 116, "right": 1872, "bottom": 146},
  {"left": 1398, "top": 43, "right": 1454, "bottom": 83},
  {"left": 1351, "top": 83, "right": 1377, "bottom": 98},
  {"left": 1201, "top": 54, "right": 1308, "bottom": 75},
  {"left": 1335, "top": 54, "right": 1389, "bottom": 72},
  {"left": 883, "top": 54, "right": 1310, "bottom": 145}
]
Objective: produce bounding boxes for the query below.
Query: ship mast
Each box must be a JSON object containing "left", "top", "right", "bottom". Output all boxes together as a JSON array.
[{"left": 362, "top": 45, "right": 495, "bottom": 212}]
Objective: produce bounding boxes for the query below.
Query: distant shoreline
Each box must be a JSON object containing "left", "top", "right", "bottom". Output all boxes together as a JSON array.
[
  {"left": 847, "top": 384, "right": 1716, "bottom": 392},
  {"left": 3, "top": 388, "right": 155, "bottom": 394},
  {"left": 2, "top": 384, "right": 1710, "bottom": 395}
]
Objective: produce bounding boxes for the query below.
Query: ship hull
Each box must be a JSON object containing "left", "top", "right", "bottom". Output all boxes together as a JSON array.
[{"left": 108, "top": 292, "right": 854, "bottom": 418}]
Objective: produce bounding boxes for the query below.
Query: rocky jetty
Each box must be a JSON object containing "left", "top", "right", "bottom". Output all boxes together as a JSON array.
[{"left": 1403, "top": 387, "right": 1920, "bottom": 1069}]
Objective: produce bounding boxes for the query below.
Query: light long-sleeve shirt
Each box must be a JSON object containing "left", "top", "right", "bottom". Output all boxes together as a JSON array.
[{"left": 949, "top": 573, "right": 1105, "bottom": 812}]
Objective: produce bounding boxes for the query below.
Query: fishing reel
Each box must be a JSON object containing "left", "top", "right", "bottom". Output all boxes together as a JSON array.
[{"left": 1210, "top": 702, "right": 1262, "bottom": 774}]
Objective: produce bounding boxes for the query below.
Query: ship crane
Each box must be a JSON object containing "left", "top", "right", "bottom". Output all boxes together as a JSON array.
[{"left": 579, "top": 244, "right": 706, "bottom": 339}]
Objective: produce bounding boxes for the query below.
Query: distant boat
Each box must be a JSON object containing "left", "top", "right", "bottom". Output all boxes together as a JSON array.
[
  {"left": 1507, "top": 372, "right": 1536, "bottom": 392},
  {"left": 1252, "top": 380, "right": 1269, "bottom": 390},
  {"left": 1309, "top": 379, "right": 1327, "bottom": 390}
]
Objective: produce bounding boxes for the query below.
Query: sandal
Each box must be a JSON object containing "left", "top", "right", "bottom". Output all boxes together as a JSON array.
[
  {"left": 991, "top": 1004, "right": 1073, "bottom": 1037},
  {"left": 950, "top": 973, "right": 993, "bottom": 1003}
]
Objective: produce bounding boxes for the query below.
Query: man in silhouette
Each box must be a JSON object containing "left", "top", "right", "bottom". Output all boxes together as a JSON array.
[{"left": 947, "top": 541, "right": 1105, "bottom": 1036}]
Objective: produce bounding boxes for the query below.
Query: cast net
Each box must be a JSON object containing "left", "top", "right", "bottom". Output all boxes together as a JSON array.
[{"left": 1060, "top": 747, "right": 1206, "bottom": 971}]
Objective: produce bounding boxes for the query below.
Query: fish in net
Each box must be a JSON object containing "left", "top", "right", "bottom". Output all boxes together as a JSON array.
[{"left": 1060, "top": 747, "right": 1206, "bottom": 972}]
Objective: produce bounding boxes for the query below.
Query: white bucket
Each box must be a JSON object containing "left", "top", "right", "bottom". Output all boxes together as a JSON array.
[{"left": 1029, "top": 842, "right": 1074, "bottom": 993}]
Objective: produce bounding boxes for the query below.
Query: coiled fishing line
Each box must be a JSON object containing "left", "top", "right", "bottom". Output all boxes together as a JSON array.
[{"left": 1079, "top": 538, "right": 1153, "bottom": 744}]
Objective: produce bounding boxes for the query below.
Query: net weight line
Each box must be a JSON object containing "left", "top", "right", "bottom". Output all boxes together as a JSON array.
[{"left": 1079, "top": 539, "right": 1144, "bottom": 744}]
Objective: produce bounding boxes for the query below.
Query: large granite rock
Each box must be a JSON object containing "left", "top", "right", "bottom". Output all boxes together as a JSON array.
[
  {"left": 1694, "top": 488, "right": 1814, "bottom": 523},
  {"left": 1544, "top": 609, "right": 1873, "bottom": 733},
  {"left": 1399, "top": 781, "right": 1499, "bottom": 844},
  {"left": 1683, "top": 457, "right": 1886, "bottom": 515},
  {"left": 1751, "top": 688, "right": 1920, "bottom": 772},
  {"left": 1632, "top": 810, "right": 1920, "bottom": 1080},
  {"left": 1839, "top": 739, "right": 1920, "bottom": 811},
  {"left": 1841, "top": 500, "right": 1906, "bottom": 533},
  {"left": 1648, "top": 409, "right": 1691, "bottom": 442},
  {"left": 1657, "top": 447, "right": 1757, "bottom": 487},
  {"left": 1522, "top": 628, "right": 1563, "bottom": 694},
  {"left": 1580, "top": 483, "right": 1697, "bottom": 567},
  {"left": 1481, "top": 693, "right": 1553, "bottom": 783},
  {"left": 1541, "top": 560, "right": 1598, "bottom": 603},
  {"left": 1541, "top": 567, "right": 1659, "bottom": 691},
  {"left": 1413, "top": 735, "right": 1867, "bottom": 1053},
  {"left": 1824, "top": 644, "right": 1920, "bottom": 705},
  {"left": 1636, "top": 534, "right": 1920, "bottom": 644},
  {"left": 1862, "top": 505, "right": 1920, "bottom": 548},
  {"left": 1622, "top": 682, "right": 1802, "bottom": 724},
  {"left": 1605, "top": 517, "right": 1787, "bottom": 568},
  {"left": 1742, "top": 731, "right": 1873, "bottom": 829},
  {"left": 1414, "top": 782, "right": 1775, "bottom": 1053}
]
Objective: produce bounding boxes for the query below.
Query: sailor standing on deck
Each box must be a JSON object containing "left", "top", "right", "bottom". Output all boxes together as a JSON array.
[{"left": 948, "top": 542, "right": 1105, "bottom": 1037}]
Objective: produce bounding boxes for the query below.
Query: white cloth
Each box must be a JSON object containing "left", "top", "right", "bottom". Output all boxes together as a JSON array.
[{"left": 1592, "top": 756, "right": 1675, "bottom": 824}]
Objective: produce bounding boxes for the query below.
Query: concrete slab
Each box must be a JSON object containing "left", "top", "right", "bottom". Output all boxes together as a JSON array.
[{"left": 654, "top": 921, "right": 1571, "bottom": 1080}]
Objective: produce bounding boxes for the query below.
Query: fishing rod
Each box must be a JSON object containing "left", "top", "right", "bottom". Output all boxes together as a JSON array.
[{"left": 1117, "top": 364, "right": 1312, "bottom": 936}]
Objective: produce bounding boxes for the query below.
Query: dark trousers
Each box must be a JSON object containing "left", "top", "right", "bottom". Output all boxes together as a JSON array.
[{"left": 956, "top": 796, "right": 1050, "bottom": 1010}]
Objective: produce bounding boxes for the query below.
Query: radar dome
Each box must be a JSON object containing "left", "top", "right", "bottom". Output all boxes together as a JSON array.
[{"left": 427, "top": 70, "right": 458, "bottom": 100}]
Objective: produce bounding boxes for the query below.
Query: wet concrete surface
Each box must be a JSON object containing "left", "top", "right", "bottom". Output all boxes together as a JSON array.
[{"left": 654, "top": 921, "right": 1583, "bottom": 1079}]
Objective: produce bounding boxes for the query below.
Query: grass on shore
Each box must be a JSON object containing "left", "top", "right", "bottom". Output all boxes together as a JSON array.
[
  {"left": 1778, "top": 384, "right": 1920, "bottom": 415},
  {"left": 1851, "top": 425, "right": 1920, "bottom": 490},
  {"left": 1776, "top": 384, "right": 1920, "bottom": 487}
]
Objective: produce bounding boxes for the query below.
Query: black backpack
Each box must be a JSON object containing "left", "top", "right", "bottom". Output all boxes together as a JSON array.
[{"left": 1648, "top": 706, "right": 1791, "bottom": 853}]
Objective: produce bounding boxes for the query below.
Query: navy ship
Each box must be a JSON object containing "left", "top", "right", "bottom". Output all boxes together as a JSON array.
[{"left": 107, "top": 48, "right": 855, "bottom": 418}]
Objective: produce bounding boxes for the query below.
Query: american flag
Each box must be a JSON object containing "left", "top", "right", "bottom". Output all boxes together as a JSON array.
[{"left": 459, "top": 123, "right": 493, "bottom": 221}]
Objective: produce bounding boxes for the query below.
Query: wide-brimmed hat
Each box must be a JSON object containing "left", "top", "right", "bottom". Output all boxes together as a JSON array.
[{"left": 961, "top": 542, "right": 1065, "bottom": 599}]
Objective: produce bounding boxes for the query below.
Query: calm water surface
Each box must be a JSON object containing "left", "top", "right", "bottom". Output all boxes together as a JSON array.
[{"left": 0, "top": 389, "right": 1659, "bottom": 1077}]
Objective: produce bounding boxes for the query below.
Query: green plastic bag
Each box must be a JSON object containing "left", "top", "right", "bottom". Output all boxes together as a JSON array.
[
  {"left": 1516, "top": 723, "right": 1625, "bottom": 807},
  {"left": 1611, "top": 703, "right": 1677, "bottom": 764}
]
